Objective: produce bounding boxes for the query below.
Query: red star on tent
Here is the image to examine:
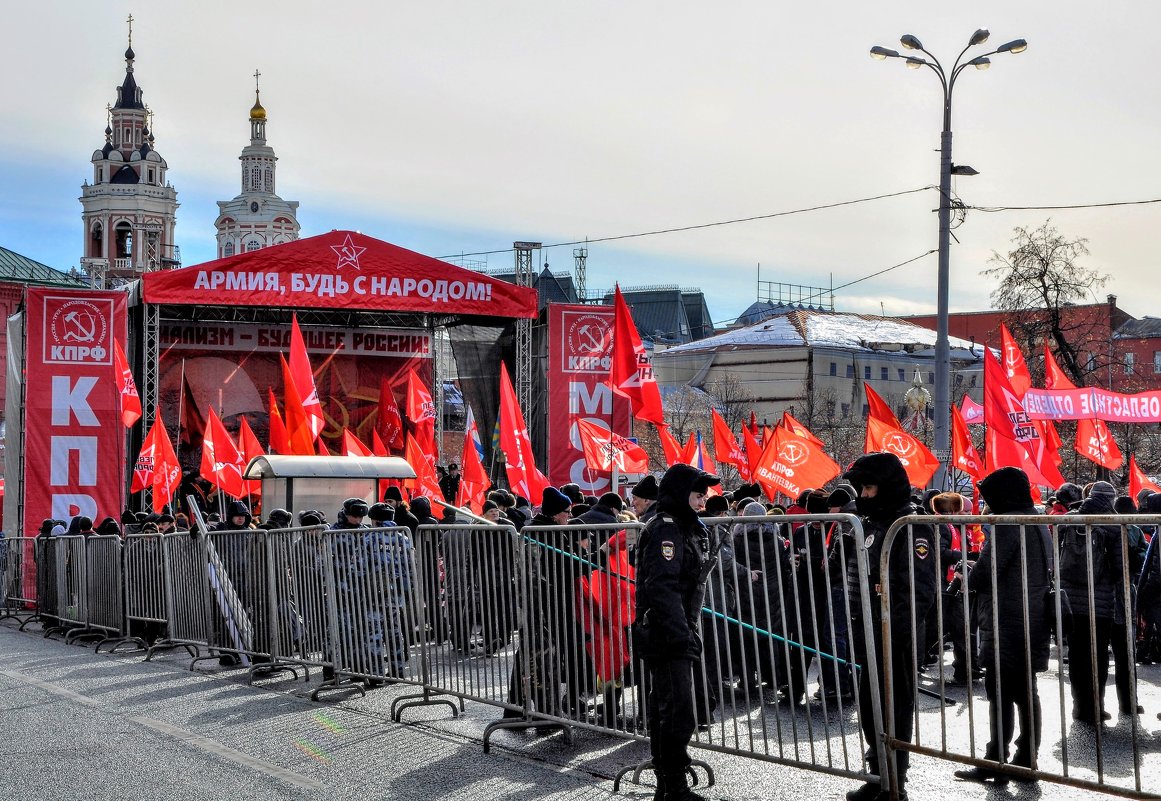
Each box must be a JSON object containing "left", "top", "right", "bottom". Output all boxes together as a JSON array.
[{"left": 330, "top": 233, "right": 367, "bottom": 270}]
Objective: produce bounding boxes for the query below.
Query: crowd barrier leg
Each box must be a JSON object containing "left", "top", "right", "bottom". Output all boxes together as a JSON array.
[{"left": 1, "top": 537, "right": 41, "bottom": 630}]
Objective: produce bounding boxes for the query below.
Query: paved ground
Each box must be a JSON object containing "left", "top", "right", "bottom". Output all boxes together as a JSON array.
[{"left": 0, "top": 619, "right": 1158, "bottom": 801}]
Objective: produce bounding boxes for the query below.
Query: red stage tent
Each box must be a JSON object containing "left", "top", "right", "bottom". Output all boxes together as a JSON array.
[{"left": 142, "top": 230, "right": 538, "bottom": 319}]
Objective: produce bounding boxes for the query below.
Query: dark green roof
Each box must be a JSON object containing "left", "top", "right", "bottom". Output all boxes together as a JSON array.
[{"left": 0, "top": 246, "right": 86, "bottom": 287}]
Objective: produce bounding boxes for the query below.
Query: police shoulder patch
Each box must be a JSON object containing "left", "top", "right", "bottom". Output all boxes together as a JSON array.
[
  {"left": 661, "top": 541, "right": 675, "bottom": 560},
  {"left": 864, "top": 534, "right": 875, "bottom": 549},
  {"left": 914, "top": 538, "right": 930, "bottom": 560}
]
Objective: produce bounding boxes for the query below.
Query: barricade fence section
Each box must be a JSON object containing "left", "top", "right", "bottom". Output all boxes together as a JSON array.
[
  {"left": 1, "top": 536, "right": 39, "bottom": 627},
  {"left": 879, "top": 514, "right": 1160, "bottom": 801},
  {"left": 82, "top": 534, "right": 123, "bottom": 645}
]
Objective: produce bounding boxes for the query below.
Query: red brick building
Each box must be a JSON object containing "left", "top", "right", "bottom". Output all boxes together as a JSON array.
[{"left": 901, "top": 296, "right": 1161, "bottom": 392}]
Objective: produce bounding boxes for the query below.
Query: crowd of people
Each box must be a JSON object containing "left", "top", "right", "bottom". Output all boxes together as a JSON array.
[{"left": 9, "top": 456, "right": 1161, "bottom": 801}]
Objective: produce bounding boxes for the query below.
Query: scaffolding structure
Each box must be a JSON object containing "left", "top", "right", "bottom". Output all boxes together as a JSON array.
[
  {"left": 572, "top": 244, "right": 588, "bottom": 303},
  {"left": 512, "top": 241, "right": 539, "bottom": 416},
  {"left": 756, "top": 272, "right": 835, "bottom": 311}
]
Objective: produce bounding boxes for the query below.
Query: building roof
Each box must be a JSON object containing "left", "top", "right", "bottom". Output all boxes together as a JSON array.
[
  {"left": 1115, "top": 317, "right": 1161, "bottom": 339},
  {"left": 660, "top": 307, "right": 984, "bottom": 359},
  {"left": 487, "top": 266, "right": 579, "bottom": 309},
  {"left": 735, "top": 299, "right": 831, "bottom": 327},
  {"left": 0, "top": 246, "right": 86, "bottom": 287},
  {"left": 599, "top": 285, "right": 705, "bottom": 345}
]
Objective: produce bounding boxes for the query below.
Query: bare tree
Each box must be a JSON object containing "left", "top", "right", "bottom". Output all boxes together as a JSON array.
[{"left": 982, "top": 220, "right": 1110, "bottom": 385}]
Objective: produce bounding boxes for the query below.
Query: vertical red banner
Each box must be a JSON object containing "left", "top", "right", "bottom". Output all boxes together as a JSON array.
[
  {"left": 23, "top": 288, "right": 127, "bottom": 528},
  {"left": 547, "top": 303, "right": 632, "bottom": 491}
]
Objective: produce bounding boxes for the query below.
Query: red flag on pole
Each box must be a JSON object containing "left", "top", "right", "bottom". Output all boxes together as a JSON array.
[
  {"left": 316, "top": 438, "right": 332, "bottom": 457},
  {"left": 342, "top": 428, "right": 374, "bottom": 457},
  {"left": 742, "top": 424, "right": 765, "bottom": 478},
  {"left": 405, "top": 432, "right": 444, "bottom": 501},
  {"left": 999, "top": 323, "right": 1033, "bottom": 397},
  {"left": 151, "top": 414, "right": 182, "bottom": 514},
  {"left": 960, "top": 394, "right": 985, "bottom": 425},
  {"left": 236, "top": 415, "right": 264, "bottom": 496},
  {"left": 983, "top": 348, "right": 1065, "bottom": 486},
  {"left": 457, "top": 413, "right": 490, "bottom": 512},
  {"left": 864, "top": 415, "right": 940, "bottom": 488},
  {"left": 753, "top": 425, "right": 840, "bottom": 499},
  {"left": 113, "top": 339, "right": 142, "bottom": 428},
  {"left": 711, "top": 409, "right": 750, "bottom": 480},
  {"left": 1076, "top": 418, "right": 1123, "bottom": 470},
  {"left": 657, "top": 424, "right": 683, "bottom": 467},
  {"left": 576, "top": 418, "right": 650, "bottom": 474},
  {"left": 290, "top": 314, "right": 325, "bottom": 439},
  {"left": 748, "top": 411, "right": 759, "bottom": 437},
  {"left": 610, "top": 285, "right": 666, "bottom": 425},
  {"left": 377, "top": 378, "right": 405, "bottom": 452},
  {"left": 131, "top": 417, "right": 160, "bottom": 493},
  {"left": 200, "top": 408, "right": 247, "bottom": 498},
  {"left": 499, "top": 362, "right": 551, "bottom": 500},
  {"left": 280, "top": 354, "right": 316, "bottom": 455},
  {"left": 951, "top": 404, "right": 984, "bottom": 481},
  {"left": 680, "top": 432, "right": 699, "bottom": 466},
  {"left": 267, "top": 389, "right": 291, "bottom": 455},
  {"left": 1129, "top": 454, "right": 1161, "bottom": 499},
  {"left": 1043, "top": 345, "right": 1075, "bottom": 390},
  {"left": 405, "top": 367, "right": 437, "bottom": 459},
  {"left": 864, "top": 383, "right": 901, "bottom": 427},
  {"left": 779, "top": 410, "right": 825, "bottom": 447}
]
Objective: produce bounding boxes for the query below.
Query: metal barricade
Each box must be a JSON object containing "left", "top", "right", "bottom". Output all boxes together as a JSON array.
[
  {"left": 77, "top": 534, "right": 124, "bottom": 647},
  {"left": 411, "top": 523, "right": 522, "bottom": 726},
  {"left": 151, "top": 531, "right": 214, "bottom": 662},
  {"left": 0, "top": 536, "right": 39, "bottom": 628},
  {"left": 41, "top": 535, "right": 87, "bottom": 639},
  {"left": 265, "top": 525, "right": 333, "bottom": 684},
  {"left": 879, "top": 513, "right": 1161, "bottom": 801},
  {"left": 120, "top": 532, "right": 169, "bottom": 653}
]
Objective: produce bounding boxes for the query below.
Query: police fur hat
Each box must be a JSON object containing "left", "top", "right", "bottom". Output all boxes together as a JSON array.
[
  {"left": 804, "top": 489, "right": 831, "bottom": 516},
  {"left": 704, "top": 494, "right": 730, "bottom": 516},
  {"left": 826, "top": 484, "right": 855, "bottom": 509},
  {"left": 1054, "top": 482, "right": 1082, "bottom": 508},
  {"left": 368, "top": 502, "right": 394, "bottom": 523},
  {"left": 732, "top": 482, "right": 763, "bottom": 502},
  {"left": 265, "top": 509, "right": 292, "bottom": 527},
  {"left": 341, "top": 497, "right": 370, "bottom": 518},
  {"left": 560, "top": 483, "right": 585, "bottom": 504},
  {"left": 631, "top": 474, "right": 658, "bottom": 500},
  {"left": 298, "top": 510, "right": 326, "bottom": 527},
  {"left": 541, "top": 487, "right": 572, "bottom": 518}
]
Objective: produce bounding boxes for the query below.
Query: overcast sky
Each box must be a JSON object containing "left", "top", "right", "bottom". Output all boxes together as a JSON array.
[{"left": 3, "top": 2, "right": 1159, "bottom": 327}]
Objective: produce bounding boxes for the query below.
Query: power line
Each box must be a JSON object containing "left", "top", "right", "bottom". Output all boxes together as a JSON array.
[
  {"left": 968, "top": 197, "right": 1161, "bottom": 213},
  {"left": 439, "top": 186, "right": 935, "bottom": 259}
]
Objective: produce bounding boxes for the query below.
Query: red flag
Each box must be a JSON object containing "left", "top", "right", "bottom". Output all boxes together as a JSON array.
[
  {"left": 405, "top": 367, "right": 437, "bottom": 459},
  {"left": 711, "top": 409, "right": 750, "bottom": 480},
  {"left": 267, "top": 389, "right": 291, "bottom": 455},
  {"left": 680, "top": 432, "right": 699, "bottom": 466},
  {"left": 951, "top": 404, "right": 984, "bottom": 481},
  {"left": 342, "top": 428, "right": 374, "bottom": 457},
  {"left": 864, "top": 382, "right": 900, "bottom": 427},
  {"left": 236, "top": 415, "right": 264, "bottom": 496},
  {"left": 405, "top": 432, "right": 444, "bottom": 501},
  {"left": 1076, "top": 419, "right": 1123, "bottom": 470},
  {"left": 742, "top": 424, "right": 765, "bottom": 478},
  {"left": 610, "top": 285, "right": 666, "bottom": 425},
  {"left": 999, "top": 323, "right": 1032, "bottom": 397},
  {"left": 290, "top": 315, "right": 325, "bottom": 439},
  {"left": 1129, "top": 454, "right": 1161, "bottom": 499},
  {"left": 457, "top": 413, "right": 490, "bottom": 512},
  {"left": 984, "top": 425, "right": 1056, "bottom": 487},
  {"left": 864, "top": 415, "right": 939, "bottom": 488},
  {"left": 779, "top": 410, "right": 825, "bottom": 447},
  {"left": 983, "top": 348, "right": 1064, "bottom": 486},
  {"left": 761, "top": 424, "right": 775, "bottom": 445},
  {"left": 377, "top": 378, "right": 405, "bottom": 452},
  {"left": 960, "top": 394, "right": 985, "bottom": 425},
  {"left": 748, "top": 411, "right": 759, "bottom": 437},
  {"left": 1043, "top": 345, "right": 1076, "bottom": 391},
  {"left": 131, "top": 417, "right": 160, "bottom": 493},
  {"left": 316, "top": 438, "right": 332, "bottom": 457},
  {"left": 753, "top": 425, "right": 840, "bottom": 499},
  {"left": 657, "top": 424, "right": 683, "bottom": 467},
  {"left": 371, "top": 430, "right": 389, "bottom": 457},
  {"left": 151, "top": 414, "right": 182, "bottom": 514},
  {"left": 577, "top": 418, "right": 650, "bottom": 474},
  {"left": 200, "top": 408, "right": 247, "bottom": 498},
  {"left": 499, "top": 362, "right": 551, "bottom": 500},
  {"left": 280, "top": 354, "right": 316, "bottom": 455},
  {"left": 113, "top": 339, "right": 142, "bottom": 428}
]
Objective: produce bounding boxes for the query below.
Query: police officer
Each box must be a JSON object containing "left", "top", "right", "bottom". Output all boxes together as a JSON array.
[
  {"left": 633, "top": 463, "right": 721, "bottom": 801},
  {"left": 841, "top": 453, "right": 938, "bottom": 801}
]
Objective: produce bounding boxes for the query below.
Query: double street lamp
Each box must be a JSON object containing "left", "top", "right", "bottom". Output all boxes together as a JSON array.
[{"left": 870, "top": 29, "right": 1027, "bottom": 489}]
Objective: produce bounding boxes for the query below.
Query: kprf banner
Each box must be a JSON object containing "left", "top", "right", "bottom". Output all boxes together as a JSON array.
[
  {"left": 547, "top": 304, "right": 632, "bottom": 491},
  {"left": 23, "top": 288, "right": 127, "bottom": 528}
]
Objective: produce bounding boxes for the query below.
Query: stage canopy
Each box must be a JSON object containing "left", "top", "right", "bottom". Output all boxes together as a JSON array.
[{"left": 142, "top": 230, "right": 537, "bottom": 319}]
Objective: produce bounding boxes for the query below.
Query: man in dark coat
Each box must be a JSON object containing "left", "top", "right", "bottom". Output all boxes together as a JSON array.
[
  {"left": 439, "top": 464, "right": 461, "bottom": 504},
  {"left": 955, "top": 467, "right": 1051, "bottom": 784},
  {"left": 1058, "top": 480, "right": 1124, "bottom": 724},
  {"left": 629, "top": 475, "right": 659, "bottom": 522},
  {"left": 579, "top": 492, "right": 623, "bottom": 525},
  {"left": 633, "top": 463, "right": 721, "bottom": 801},
  {"left": 383, "top": 486, "right": 420, "bottom": 534},
  {"left": 841, "top": 453, "right": 938, "bottom": 801}
]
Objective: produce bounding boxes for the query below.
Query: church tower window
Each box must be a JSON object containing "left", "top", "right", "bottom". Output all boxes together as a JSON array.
[
  {"left": 224, "top": 241, "right": 235, "bottom": 257},
  {"left": 246, "top": 240, "right": 261, "bottom": 252}
]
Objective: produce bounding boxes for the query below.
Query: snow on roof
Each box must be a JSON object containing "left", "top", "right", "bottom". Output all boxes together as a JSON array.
[{"left": 660, "top": 308, "right": 984, "bottom": 358}]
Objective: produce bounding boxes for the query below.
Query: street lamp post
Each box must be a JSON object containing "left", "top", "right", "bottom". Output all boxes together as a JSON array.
[{"left": 871, "top": 30, "right": 1026, "bottom": 489}]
